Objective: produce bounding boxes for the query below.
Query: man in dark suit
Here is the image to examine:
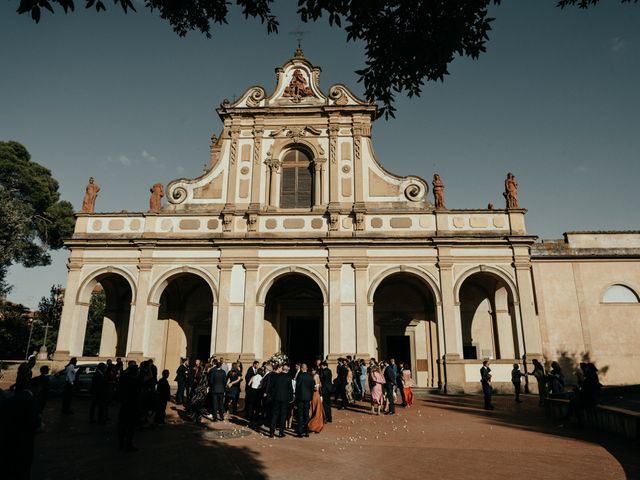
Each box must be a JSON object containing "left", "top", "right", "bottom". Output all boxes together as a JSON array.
[
  {"left": 480, "top": 360, "right": 494, "bottom": 410},
  {"left": 383, "top": 363, "right": 396, "bottom": 415},
  {"left": 268, "top": 365, "right": 294, "bottom": 438},
  {"left": 174, "top": 358, "right": 188, "bottom": 405},
  {"left": 319, "top": 361, "right": 333, "bottom": 422},
  {"left": 294, "top": 364, "right": 315, "bottom": 437},
  {"left": 245, "top": 360, "right": 259, "bottom": 387},
  {"left": 336, "top": 358, "right": 349, "bottom": 409},
  {"left": 209, "top": 362, "right": 227, "bottom": 420},
  {"left": 259, "top": 363, "right": 274, "bottom": 426}
]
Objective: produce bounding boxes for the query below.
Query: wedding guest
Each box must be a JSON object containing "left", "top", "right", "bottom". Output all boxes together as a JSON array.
[
  {"left": 308, "top": 366, "right": 326, "bottom": 433},
  {"left": 245, "top": 360, "right": 260, "bottom": 391},
  {"left": 402, "top": 363, "right": 413, "bottom": 407},
  {"left": 187, "top": 362, "right": 211, "bottom": 423},
  {"left": 481, "top": 360, "right": 494, "bottom": 410},
  {"left": 284, "top": 364, "right": 295, "bottom": 430},
  {"left": 118, "top": 361, "right": 141, "bottom": 451},
  {"left": 511, "top": 363, "right": 523, "bottom": 403},
  {"left": 89, "top": 363, "right": 108, "bottom": 424},
  {"left": 268, "top": 365, "right": 294, "bottom": 438},
  {"left": 175, "top": 358, "right": 188, "bottom": 405},
  {"left": 155, "top": 369, "right": 171, "bottom": 424},
  {"left": 383, "top": 361, "right": 396, "bottom": 415},
  {"left": 319, "top": 361, "right": 333, "bottom": 422},
  {"left": 370, "top": 365, "right": 385, "bottom": 415},
  {"left": 28, "top": 365, "right": 50, "bottom": 432},
  {"left": 260, "top": 363, "right": 274, "bottom": 425},
  {"left": 345, "top": 366, "right": 355, "bottom": 404},
  {"left": 397, "top": 361, "right": 407, "bottom": 406},
  {"left": 294, "top": 364, "right": 315, "bottom": 438},
  {"left": 530, "top": 359, "right": 548, "bottom": 406},
  {"left": 225, "top": 363, "right": 243, "bottom": 415},
  {"left": 336, "top": 358, "right": 349, "bottom": 409},
  {"left": 188, "top": 359, "right": 203, "bottom": 403},
  {"left": 549, "top": 361, "right": 565, "bottom": 395},
  {"left": 61, "top": 357, "right": 78, "bottom": 414},
  {"left": 357, "top": 359, "right": 367, "bottom": 401},
  {"left": 208, "top": 362, "right": 227, "bottom": 421},
  {"left": 246, "top": 367, "right": 264, "bottom": 424}
]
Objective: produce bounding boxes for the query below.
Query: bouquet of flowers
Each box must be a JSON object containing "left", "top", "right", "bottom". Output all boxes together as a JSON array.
[{"left": 268, "top": 352, "right": 289, "bottom": 368}]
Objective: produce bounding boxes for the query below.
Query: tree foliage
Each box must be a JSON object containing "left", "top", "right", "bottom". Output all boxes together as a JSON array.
[
  {"left": 83, "top": 289, "right": 106, "bottom": 356},
  {"left": 0, "top": 301, "right": 31, "bottom": 360},
  {"left": 0, "top": 141, "right": 75, "bottom": 294},
  {"left": 13, "top": 1, "right": 637, "bottom": 119},
  {"left": 33, "top": 284, "right": 65, "bottom": 354}
]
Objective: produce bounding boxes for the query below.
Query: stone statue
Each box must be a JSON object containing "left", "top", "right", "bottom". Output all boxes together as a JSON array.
[
  {"left": 503, "top": 172, "right": 519, "bottom": 209},
  {"left": 432, "top": 174, "right": 445, "bottom": 209},
  {"left": 283, "top": 69, "right": 313, "bottom": 98},
  {"left": 81, "top": 177, "right": 100, "bottom": 213},
  {"left": 149, "top": 183, "right": 164, "bottom": 213}
]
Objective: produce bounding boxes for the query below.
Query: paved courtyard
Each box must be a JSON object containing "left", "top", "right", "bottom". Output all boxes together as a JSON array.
[{"left": 29, "top": 393, "right": 638, "bottom": 480}]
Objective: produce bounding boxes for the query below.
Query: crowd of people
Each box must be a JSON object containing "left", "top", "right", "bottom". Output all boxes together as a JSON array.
[
  {"left": 171, "top": 354, "right": 415, "bottom": 438},
  {"left": 480, "top": 357, "right": 602, "bottom": 417}
]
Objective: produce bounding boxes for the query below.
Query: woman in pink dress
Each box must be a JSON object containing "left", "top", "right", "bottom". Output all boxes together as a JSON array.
[
  {"left": 402, "top": 366, "right": 413, "bottom": 407},
  {"left": 369, "top": 366, "right": 385, "bottom": 415}
]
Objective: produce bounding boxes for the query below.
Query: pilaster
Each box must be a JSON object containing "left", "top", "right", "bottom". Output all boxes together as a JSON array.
[
  {"left": 240, "top": 263, "right": 260, "bottom": 361},
  {"left": 354, "top": 262, "right": 373, "bottom": 357}
]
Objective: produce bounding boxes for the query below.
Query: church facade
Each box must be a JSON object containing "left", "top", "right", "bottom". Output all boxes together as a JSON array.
[{"left": 54, "top": 51, "right": 640, "bottom": 392}]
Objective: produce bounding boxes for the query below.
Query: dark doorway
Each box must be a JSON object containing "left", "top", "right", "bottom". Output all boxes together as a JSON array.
[
  {"left": 386, "top": 335, "right": 411, "bottom": 365},
  {"left": 287, "top": 316, "right": 322, "bottom": 366},
  {"left": 195, "top": 334, "right": 211, "bottom": 362}
]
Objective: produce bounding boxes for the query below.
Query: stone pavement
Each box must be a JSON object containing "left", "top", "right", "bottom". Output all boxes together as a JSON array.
[{"left": 29, "top": 393, "right": 639, "bottom": 480}]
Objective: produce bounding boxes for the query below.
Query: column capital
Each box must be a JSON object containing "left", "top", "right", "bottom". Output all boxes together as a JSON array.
[
  {"left": 218, "top": 263, "right": 234, "bottom": 272},
  {"left": 352, "top": 262, "right": 369, "bottom": 271},
  {"left": 243, "top": 263, "right": 260, "bottom": 271},
  {"left": 326, "top": 262, "right": 342, "bottom": 271}
]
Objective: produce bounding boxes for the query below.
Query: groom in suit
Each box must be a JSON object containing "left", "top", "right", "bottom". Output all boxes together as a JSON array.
[
  {"left": 209, "top": 362, "right": 227, "bottom": 420},
  {"left": 294, "top": 364, "right": 315, "bottom": 437},
  {"left": 268, "top": 365, "right": 294, "bottom": 438}
]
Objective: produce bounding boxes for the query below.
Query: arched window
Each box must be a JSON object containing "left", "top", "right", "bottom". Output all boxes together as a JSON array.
[
  {"left": 602, "top": 284, "right": 640, "bottom": 304},
  {"left": 280, "top": 149, "right": 313, "bottom": 208}
]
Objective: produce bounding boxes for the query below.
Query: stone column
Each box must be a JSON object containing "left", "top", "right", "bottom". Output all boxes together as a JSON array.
[
  {"left": 352, "top": 123, "right": 366, "bottom": 206},
  {"left": 126, "top": 256, "right": 153, "bottom": 360},
  {"left": 513, "top": 252, "right": 542, "bottom": 357},
  {"left": 354, "top": 263, "right": 373, "bottom": 358},
  {"left": 224, "top": 127, "right": 240, "bottom": 210},
  {"left": 54, "top": 259, "right": 85, "bottom": 360},
  {"left": 249, "top": 122, "right": 264, "bottom": 210},
  {"left": 240, "top": 263, "right": 259, "bottom": 362},
  {"left": 327, "top": 262, "right": 342, "bottom": 358},
  {"left": 313, "top": 158, "right": 326, "bottom": 207},
  {"left": 265, "top": 159, "right": 281, "bottom": 209},
  {"left": 437, "top": 249, "right": 465, "bottom": 393},
  {"left": 214, "top": 263, "right": 233, "bottom": 355},
  {"left": 328, "top": 122, "right": 340, "bottom": 208}
]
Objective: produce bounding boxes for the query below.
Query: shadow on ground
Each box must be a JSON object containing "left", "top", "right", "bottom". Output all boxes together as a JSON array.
[{"left": 418, "top": 393, "right": 640, "bottom": 479}]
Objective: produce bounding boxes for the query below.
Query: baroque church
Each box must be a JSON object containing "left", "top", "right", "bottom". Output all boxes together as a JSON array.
[{"left": 54, "top": 50, "right": 640, "bottom": 393}]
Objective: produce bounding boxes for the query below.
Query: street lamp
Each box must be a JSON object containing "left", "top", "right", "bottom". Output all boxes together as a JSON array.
[{"left": 25, "top": 316, "right": 34, "bottom": 360}]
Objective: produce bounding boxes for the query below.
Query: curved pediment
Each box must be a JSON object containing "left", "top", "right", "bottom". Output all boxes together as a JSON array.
[{"left": 222, "top": 49, "right": 370, "bottom": 110}]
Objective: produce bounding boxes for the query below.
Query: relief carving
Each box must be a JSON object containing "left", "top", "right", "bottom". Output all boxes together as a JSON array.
[
  {"left": 329, "top": 212, "right": 339, "bottom": 231},
  {"left": 283, "top": 69, "right": 314, "bottom": 99},
  {"left": 247, "top": 213, "right": 258, "bottom": 232},
  {"left": 222, "top": 213, "right": 233, "bottom": 232}
]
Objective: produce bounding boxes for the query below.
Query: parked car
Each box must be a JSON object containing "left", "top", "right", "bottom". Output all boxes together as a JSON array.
[{"left": 49, "top": 363, "right": 99, "bottom": 396}]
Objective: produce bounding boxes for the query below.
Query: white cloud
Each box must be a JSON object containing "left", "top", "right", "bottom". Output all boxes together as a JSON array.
[
  {"left": 610, "top": 36, "right": 626, "bottom": 53},
  {"left": 575, "top": 164, "right": 590, "bottom": 174},
  {"left": 118, "top": 155, "right": 131, "bottom": 167},
  {"left": 142, "top": 150, "right": 158, "bottom": 163}
]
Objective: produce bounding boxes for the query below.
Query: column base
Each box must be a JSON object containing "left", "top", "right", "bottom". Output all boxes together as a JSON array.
[{"left": 53, "top": 350, "right": 71, "bottom": 361}]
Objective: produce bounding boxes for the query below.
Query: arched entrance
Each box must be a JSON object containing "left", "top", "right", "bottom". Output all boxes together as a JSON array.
[
  {"left": 372, "top": 272, "right": 440, "bottom": 388},
  {"left": 458, "top": 272, "right": 519, "bottom": 360},
  {"left": 82, "top": 272, "right": 132, "bottom": 358},
  {"left": 157, "top": 273, "right": 214, "bottom": 370},
  {"left": 263, "top": 273, "right": 324, "bottom": 365}
]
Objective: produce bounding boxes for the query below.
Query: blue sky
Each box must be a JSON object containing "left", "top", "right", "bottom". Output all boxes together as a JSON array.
[{"left": 1, "top": 1, "right": 639, "bottom": 308}]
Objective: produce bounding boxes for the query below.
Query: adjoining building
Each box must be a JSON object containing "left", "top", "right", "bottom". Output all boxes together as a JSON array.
[{"left": 54, "top": 51, "right": 640, "bottom": 392}]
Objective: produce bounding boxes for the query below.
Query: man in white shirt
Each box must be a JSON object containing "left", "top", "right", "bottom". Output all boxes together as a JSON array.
[{"left": 62, "top": 357, "right": 78, "bottom": 414}]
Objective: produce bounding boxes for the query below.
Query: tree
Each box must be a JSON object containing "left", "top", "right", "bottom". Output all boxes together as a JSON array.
[
  {"left": 33, "top": 284, "right": 65, "bottom": 355},
  {"left": 12, "top": 0, "right": 638, "bottom": 119},
  {"left": 0, "top": 141, "right": 75, "bottom": 295},
  {"left": 83, "top": 289, "right": 106, "bottom": 356},
  {"left": 0, "top": 301, "right": 31, "bottom": 360}
]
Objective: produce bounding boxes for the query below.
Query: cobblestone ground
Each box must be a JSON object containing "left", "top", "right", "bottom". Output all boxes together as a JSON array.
[{"left": 28, "top": 393, "right": 638, "bottom": 480}]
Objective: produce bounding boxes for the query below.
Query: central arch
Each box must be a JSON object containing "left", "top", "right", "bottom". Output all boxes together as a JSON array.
[
  {"left": 372, "top": 271, "right": 441, "bottom": 388},
  {"left": 263, "top": 273, "right": 325, "bottom": 365}
]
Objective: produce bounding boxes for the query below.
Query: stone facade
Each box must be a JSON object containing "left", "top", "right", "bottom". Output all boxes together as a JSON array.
[{"left": 54, "top": 52, "right": 640, "bottom": 392}]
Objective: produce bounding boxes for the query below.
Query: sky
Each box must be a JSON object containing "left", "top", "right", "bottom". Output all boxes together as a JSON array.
[{"left": 1, "top": 1, "right": 639, "bottom": 309}]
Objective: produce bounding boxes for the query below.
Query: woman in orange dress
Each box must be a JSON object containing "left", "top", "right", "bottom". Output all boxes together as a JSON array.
[
  {"left": 308, "top": 366, "right": 326, "bottom": 433},
  {"left": 402, "top": 366, "right": 413, "bottom": 407}
]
